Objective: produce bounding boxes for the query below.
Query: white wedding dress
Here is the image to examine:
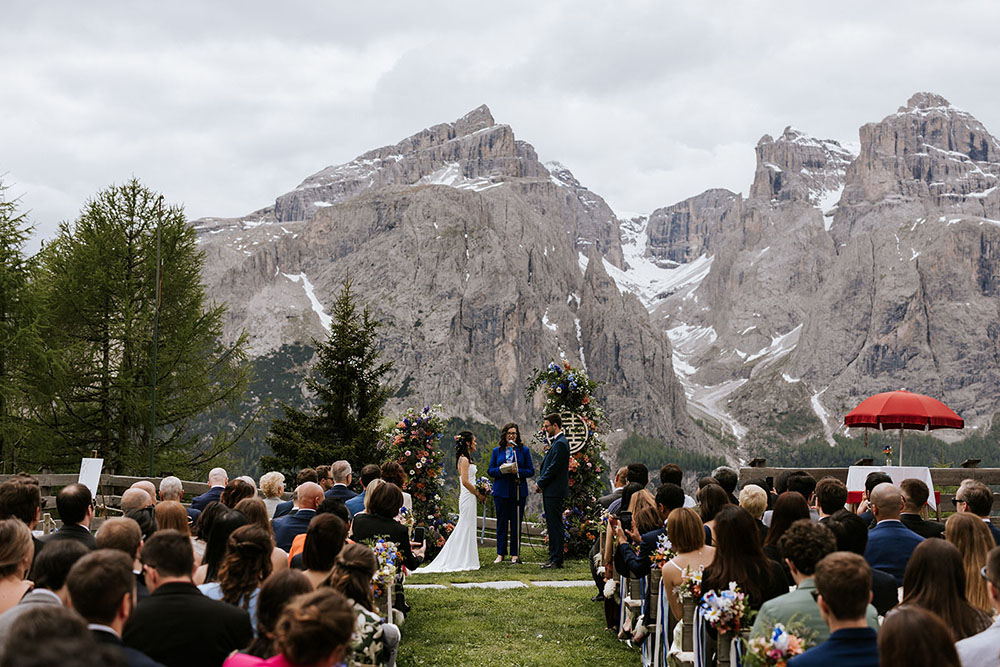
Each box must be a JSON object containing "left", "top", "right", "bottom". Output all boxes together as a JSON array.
[{"left": 419, "top": 463, "right": 480, "bottom": 572}]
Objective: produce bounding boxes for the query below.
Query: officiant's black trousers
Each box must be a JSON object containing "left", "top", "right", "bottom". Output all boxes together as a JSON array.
[
  {"left": 494, "top": 495, "right": 526, "bottom": 556},
  {"left": 543, "top": 495, "right": 565, "bottom": 564}
]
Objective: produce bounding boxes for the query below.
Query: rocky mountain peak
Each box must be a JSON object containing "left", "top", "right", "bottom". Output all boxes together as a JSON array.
[
  {"left": 749, "top": 126, "right": 854, "bottom": 205},
  {"left": 900, "top": 91, "right": 952, "bottom": 112},
  {"left": 453, "top": 104, "right": 496, "bottom": 136}
]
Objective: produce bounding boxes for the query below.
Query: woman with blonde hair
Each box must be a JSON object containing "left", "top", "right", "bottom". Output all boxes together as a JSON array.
[
  {"left": 661, "top": 508, "right": 715, "bottom": 622},
  {"left": 235, "top": 497, "right": 290, "bottom": 574},
  {"left": 155, "top": 500, "right": 191, "bottom": 535},
  {"left": 946, "top": 511, "right": 995, "bottom": 613},
  {"left": 258, "top": 472, "right": 285, "bottom": 519},
  {"left": 0, "top": 518, "right": 34, "bottom": 614}
]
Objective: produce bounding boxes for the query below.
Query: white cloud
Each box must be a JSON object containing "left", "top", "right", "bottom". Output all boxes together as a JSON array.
[{"left": 3, "top": 1, "right": 1000, "bottom": 248}]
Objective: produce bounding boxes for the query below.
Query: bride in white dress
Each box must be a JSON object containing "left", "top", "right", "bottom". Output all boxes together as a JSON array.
[{"left": 419, "top": 431, "right": 487, "bottom": 573}]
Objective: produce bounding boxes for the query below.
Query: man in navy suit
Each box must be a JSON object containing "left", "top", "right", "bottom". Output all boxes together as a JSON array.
[
  {"left": 272, "top": 482, "right": 323, "bottom": 551},
  {"left": 855, "top": 471, "right": 891, "bottom": 527},
  {"left": 863, "top": 482, "right": 923, "bottom": 585},
  {"left": 787, "top": 552, "right": 879, "bottom": 667},
  {"left": 189, "top": 468, "right": 227, "bottom": 511},
  {"left": 488, "top": 424, "right": 535, "bottom": 563},
  {"left": 158, "top": 476, "right": 200, "bottom": 525},
  {"left": 325, "top": 460, "right": 358, "bottom": 502},
  {"left": 536, "top": 413, "right": 570, "bottom": 569},
  {"left": 345, "top": 465, "right": 382, "bottom": 518},
  {"left": 273, "top": 468, "right": 319, "bottom": 519},
  {"left": 958, "top": 479, "right": 1000, "bottom": 545},
  {"left": 616, "top": 483, "right": 685, "bottom": 578}
]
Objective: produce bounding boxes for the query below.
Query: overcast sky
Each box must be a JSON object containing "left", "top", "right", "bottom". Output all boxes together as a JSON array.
[{"left": 4, "top": 1, "right": 1000, "bottom": 252}]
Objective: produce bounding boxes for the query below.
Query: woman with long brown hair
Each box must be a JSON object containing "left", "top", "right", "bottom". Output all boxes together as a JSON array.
[
  {"left": 900, "top": 538, "right": 991, "bottom": 640},
  {"left": 946, "top": 511, "right": 994, "bottom": 613},
  {"left": 762, "top": 491, "right": 810, "bottom": 585},
  {"left": 235, "top": 497, "right": 290, "bottom": 575},
  {"left": 198, "top": 524, "right": 274, "bottom": 635},
  {"left": 878, "top": 605, "right": 961, "bottom": 667},
  {"left": 701, "top": 505, "right": 786, "bottom": 610},
  {"left": 324, "top": 543, "right": 397, "bottom": 667},
  {"left": 697, "top": 483, "right": 729, "bottom": 546},
  {"left": 0, "top": 519, "right": 33, "bottom": 615},
  {"left": 154, "top": 501, "right": 191, "bottom": 535}
]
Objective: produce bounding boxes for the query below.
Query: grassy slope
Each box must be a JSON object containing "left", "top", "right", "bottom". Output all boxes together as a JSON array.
[{"left": 399, "top": 547, "right": 635, "bottom": 667}]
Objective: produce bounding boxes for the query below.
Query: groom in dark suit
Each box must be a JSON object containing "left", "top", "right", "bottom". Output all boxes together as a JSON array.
[{"left": 536, "top": 413, "right": 570, "bottom": 569}]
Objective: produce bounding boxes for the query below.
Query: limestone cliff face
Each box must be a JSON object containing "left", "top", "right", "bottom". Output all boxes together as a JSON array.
[{"left": 196, "top": 107, "right": 704, "bottom": 451}]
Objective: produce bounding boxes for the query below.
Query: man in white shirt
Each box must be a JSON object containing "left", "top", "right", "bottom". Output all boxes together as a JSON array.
[{"left": 957, "top": 546, "right": 1000, "bottom": 666}]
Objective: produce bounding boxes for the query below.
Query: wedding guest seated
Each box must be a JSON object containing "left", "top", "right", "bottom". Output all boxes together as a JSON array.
[
  {"left": 856, "top": 471, "right": 891, "bottom": 527},
  {"left": 607, "top": 464, "right": 649, "bottom": 515},
  {"left": 158, "top": 477, "right": 199, "bottom": 524},
  {"left": 236, "top": 477, "right": 258, "bottom": 496},
  {"left": 738, "top": 483, "right": 768, "bottom": 544},
  {"left": 154, "top": 502, "right": 191, "bottom": 536},
  {"left": 697, "top": 483, "right": 729, "bottom": 546},
  {"left": 195, "top": 509, "right": 249, "bottom": 585},
  {"left": 97, "top": 517, "right": 148, "bottom": 600},
  {"left": 863, "top": 482, "right": 924, "bottom": 585},
  {"left": 380, "top": 462, "right": 411, "bottom": 511},
  {"left": 946, "top": 512, "right": 994, "bottom": 613},
  {"left": 752, "top": 520, "right": 878, "bottom": 643},
  {"left": 198, "top": 525, "right": 274, "bottom": 634},
  {"left": 345, "top": 465, "right": 381, "bottom": 518},
  {"left": 221, "top": 480, "right": 255, "bottom": 509},
  {"left": 617, "top": 483, "right": 685, "bottom": 578},
  {"left": 899, "top": 538, "right": 991, "bottom": 641},
  {"left": 221, "top": 589, "right": 355, "bottom": 667},
  {"left": 661, "top": 508, "right": 715, "bottom": 623},
  {"left": 600, "top": 467, "right": 627, "bottom": 509},
  {"left": 273, "top": 469, "right": 319, "bottom": 519},
  {"left": 300, "top": 514, "right": 348, "bottom": 589},
  {"left": 3, "top": 605, "right": 123, "bottom": 667},
  {"left": 190, "top": 468, "right": 228, "bottom": 511},
  {"left": 878, "top": 606, "right": 960, "bottom": 667},
  {"left": 956, "top": 479, "right": 1000, "bottom": 545},
  {"left": 786, "top": 553, "right": 878, "bottom": 667},
  {"left": 763, "top": 471, "right": 817, "bottom": 525},
  {"left": 711, "top": 466, "right": 739, "bottom": 505},
  {"left": 124, "top": 529, "right": 252, "bottom": 667},
  {"left": 288, "top": 499, "right": 350, "bottom": 568},
  {"left": 0, "top": 540, "right": 88, "bottom": 660},
  {"left": 125, "top": 507, "right": 157, "bottom": 542},
  {"left": 130, "top": 481, "right": 159, "bottom": 505},
  {"left": 762, "top": 491, "right": 810, "bottom": 586},
  {"left": 0, "top": 477, "right": 44, "bottom": 565},
  {"left": 241, "top": 569, "right": 313, "bottom": 658},
  {"left": 191, "top": 502, "right": 226, "bottom": 564},
  {"left": 44, "top": 483, "right": 97, "bottom": 550},
  {"left": 66, "top": 550, "right": 163, "bottom": 667},
  {"left": 258, "top": 472, "right": 285, "bottom": 519},
  {"left": 234, "top": 498, "right": 289, "bottom": 575},
  {"left": 326, "top": 461, "right": 357, "bottom": 502},
  {"left": 956, "top": 546, "right": 1000, "bottom": 666},
  {"left": 814, "top": 476, "right": 848, "bottom": 523},
  {"left": 898, "top": 478, "right": 944, "bottom": 538},
  {"left": 824, "top": 509, "right": 899, "bottom": 616},
  {"left": 324, "top": 543, "right": 399, "bottom": 667},
  {"left": 0, "top": 519, "right": 34, "bottom": 615},
  {"left": 701, "top": 506, "right": 786, "bottom": 611},
  {"left": 272, "top": 483, "right": 323, "bottom": 552}
]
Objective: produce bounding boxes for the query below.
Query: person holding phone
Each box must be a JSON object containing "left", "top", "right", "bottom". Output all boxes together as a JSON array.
[{"left": 488, "top": 423, "right": 535, "bottom": 564}]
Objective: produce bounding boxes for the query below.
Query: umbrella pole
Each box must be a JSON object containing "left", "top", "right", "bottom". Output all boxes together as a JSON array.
[{"left": 899, "top": 428, "right": 904, "bottom": 467}]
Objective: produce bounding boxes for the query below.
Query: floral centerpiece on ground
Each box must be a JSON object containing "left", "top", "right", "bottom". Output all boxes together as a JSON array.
[
  {"left": 474, "top": 476, "right": 493, "bottom": 498},
  {"left": 649, "top": 534, "right": 676, "bottom": 568},
  {"left": 673, "top": 566, "right": 703, "bottom": 602},
  {"left": 379, "top": 405, "right": 453, "bottom": 557},
  {"left": 743, "top": 623, "right": 809, "bottom": 667},
  {"left": 368, "top": 538, "right": 399, "bottom": 600},
  {"left": 525, "top": 361, "right": 607, "bottom": 557},
  {"left": 700, "top": 582, "right": 749, "bottom": 634}
]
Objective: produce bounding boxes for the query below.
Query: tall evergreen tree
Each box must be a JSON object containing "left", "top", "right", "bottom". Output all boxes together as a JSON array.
[
  {"left": 0, "top": 183, "right": 43, "bottom": 473},
  {"left": 263, "top": 275, "right": 393, "bottom": 471},
  {"left": 30, "top": 179, "right": 251, "bottom": 475}
]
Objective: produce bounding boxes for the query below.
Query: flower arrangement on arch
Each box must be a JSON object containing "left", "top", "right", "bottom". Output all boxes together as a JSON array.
[
  {"left": 700, "top": 582, "right": 749, "bottom": 634},
  {"left": 649, "top": 533, "right": 676, "bottom": 568},
  {"left": 673, "top": 565, "right": 703, "bottom": 602},
  {"left": 743, "top": 623, "right": 810, "bottom": 667}
]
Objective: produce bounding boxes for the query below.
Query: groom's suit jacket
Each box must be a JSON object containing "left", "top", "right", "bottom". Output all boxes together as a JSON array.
[
  {"left": 488, "top": 445, "right": 535, "bottom": 499},
  {"left": 537, "top": 432, "right": 570, "bottom": 498}
]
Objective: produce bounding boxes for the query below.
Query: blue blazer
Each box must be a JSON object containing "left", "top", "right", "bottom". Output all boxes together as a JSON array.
[
  {"left": 272, "top": 499, "right": 294, "bottom": 519},
  {"left": 325, "top": 485, "right": 357, "bottom": 502},
  {"left": 488, "top": 445, "right": 535, "bottom": 499},
  {"left": 537, "top": 433, "right": 570, "bottom": 499},
  {"left": 272, "top": 509, "right": 316, "bottom": 551},
  {"left": 345, "top": 491, "right": 366, "bottom": 518},
  {"left": 618, "top": 526, "right": 664, "bottom": 578},
  {"left": 787, "top": 627, "right": 878, "bottom": 667},
  {"left": 987, "top": 520, "right": 1000, "bottom": 546},
  {"left": 190, "top": 486, "right": 223, "bottom": 511},
  {"left": 864, "top": 519, "right": 924, "bottom": 585}
]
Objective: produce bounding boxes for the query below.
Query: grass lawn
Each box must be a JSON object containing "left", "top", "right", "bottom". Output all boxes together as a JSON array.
[
  {"left": 398, "top": 547, "right": 637, "bottom": 667},
  {"left": 407, "top": 546, "right": 593, "bottom": 584}
]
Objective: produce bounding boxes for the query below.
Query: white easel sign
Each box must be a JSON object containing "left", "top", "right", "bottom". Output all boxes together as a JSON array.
[{"left": 78, "top": 458, "right": 104, "bottom": 499}]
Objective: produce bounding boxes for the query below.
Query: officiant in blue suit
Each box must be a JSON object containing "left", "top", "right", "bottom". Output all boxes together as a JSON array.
[
  {"left": 488, "top": 423, "right": 535, "bottom": 564},
  {"left": 536, "top": 413, "right": 570, "bottom": 569}
]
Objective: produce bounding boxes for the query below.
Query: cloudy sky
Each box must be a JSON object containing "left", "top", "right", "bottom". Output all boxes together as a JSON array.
[{"left": 4, "top": 1, "right": 1000, "bottom": 251}]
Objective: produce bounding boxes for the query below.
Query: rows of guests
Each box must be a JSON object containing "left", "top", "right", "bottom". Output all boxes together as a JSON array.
[
  {"left": 0, "top": 463, "right": 422, "bottom": 667},
  {"left": 603, "top": 463, "right": 1000, "bottom": 666}
]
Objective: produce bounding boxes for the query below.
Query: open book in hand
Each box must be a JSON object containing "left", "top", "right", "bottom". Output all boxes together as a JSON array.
[{"left": 499, "top": 461, "right": 517, "bottom": 475}]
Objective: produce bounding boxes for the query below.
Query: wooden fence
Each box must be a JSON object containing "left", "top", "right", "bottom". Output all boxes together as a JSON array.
[{"left": 737, "top": 463, "right": 1000, "bottom": 521}]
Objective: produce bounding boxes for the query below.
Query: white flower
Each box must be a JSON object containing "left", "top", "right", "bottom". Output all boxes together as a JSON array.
[
  {"left": 416, "top": 462, "right": 423, "bottom": 469},
  {"left": 409, "top": 469, "right": 416, "bottom": 475},
  {"left": 405, "top": 450, "right": 412, "bottom": 456}
]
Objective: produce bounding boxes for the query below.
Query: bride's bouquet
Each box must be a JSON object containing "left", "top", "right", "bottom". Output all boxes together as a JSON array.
[
  {"left": 474, "top": 476, "right": 493, "bottom": 498},
  {"left": 743, "top": 623, "right": 810, "bottom": 666},
  {"left": 699, "top": 582, "right": 749, "bottom": 634}
]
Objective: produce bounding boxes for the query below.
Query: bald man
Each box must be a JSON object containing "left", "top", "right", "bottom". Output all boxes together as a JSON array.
[
  {"left": 862, "top": 482, "right": 924, "bottom": 585},
  {"left": 130, "top": 481, "right": 158, "bottom": 505},
  {"left": 190, "top": 468, "right": 228, "bottom": 511},
  {"left": 272, "top": 482, "right": 323, "bottom": 551},
  {"left": 120, "top": 488, "right": 153, "bottom": 513}
]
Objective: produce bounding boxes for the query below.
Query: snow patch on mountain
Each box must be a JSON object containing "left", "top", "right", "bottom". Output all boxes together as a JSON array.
[{"left": 283, "top": 273, "right": 332, "bottom": 331}]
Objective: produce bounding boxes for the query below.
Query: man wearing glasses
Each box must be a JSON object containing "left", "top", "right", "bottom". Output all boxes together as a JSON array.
[
  {"left": 957, "top": 546, "right": 1000, "bottom": 666},
  {"left": 955, "top": 480, "right": 1000, "bottom": 545}
]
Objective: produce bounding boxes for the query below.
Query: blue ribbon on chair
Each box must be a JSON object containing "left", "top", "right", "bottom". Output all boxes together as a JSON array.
[
  {"left": 640, "top": 576, "right": 650, "bottom": 665},
  {"left": 657, "top": 578, "right": 668, "bottom": 667},
  {"left": 693, "top": 605, "right": 708, "bottom": 667}
]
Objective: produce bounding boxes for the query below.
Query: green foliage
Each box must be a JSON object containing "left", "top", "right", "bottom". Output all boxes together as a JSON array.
[
  {"left": 29, "top": 179, "right": 251, "bottom": 475},
  {"left": 616, "top": 432, "right": 728, "bottom": 480},
  {"left": 525, "top": 361, "right": 607, "bottom": 557},
  {"left": 263, "top": 275, "right": 393, "bottom": 473}
]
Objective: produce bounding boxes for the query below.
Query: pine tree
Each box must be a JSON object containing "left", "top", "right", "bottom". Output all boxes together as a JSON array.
[
  {"left": 30, "top": 179, "right": 252, "bottom": 475},
  {"left": 263, "top": 275, "right": 393, "bottom": 472}
]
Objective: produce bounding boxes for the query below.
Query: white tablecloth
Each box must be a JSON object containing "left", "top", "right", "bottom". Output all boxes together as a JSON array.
[{"left": 846, "top": 466, "right": 938, "bottom": 510}]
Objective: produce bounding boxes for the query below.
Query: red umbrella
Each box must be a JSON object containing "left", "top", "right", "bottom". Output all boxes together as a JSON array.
[{"left": 844, "top": 390, "right": 963, "bottom": 465}]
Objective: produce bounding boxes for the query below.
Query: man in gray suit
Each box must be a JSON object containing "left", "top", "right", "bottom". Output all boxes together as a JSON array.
[
  {"left": 0, "top": 540, "right": 89, "bottom": 659},
  {"left": 957, "top": 546, "right": 1000, "bottom": 666}
]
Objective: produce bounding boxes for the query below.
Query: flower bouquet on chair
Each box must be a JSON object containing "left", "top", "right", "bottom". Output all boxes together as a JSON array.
[
  {"left": 674, "top": 566, "right": 703, "bottom": 652},
  {"left": 743, "top": 623, "right": 810, "bottom": 667},
  {"left": 698, "top": 582, "right": 750, "bottom": 665}
]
